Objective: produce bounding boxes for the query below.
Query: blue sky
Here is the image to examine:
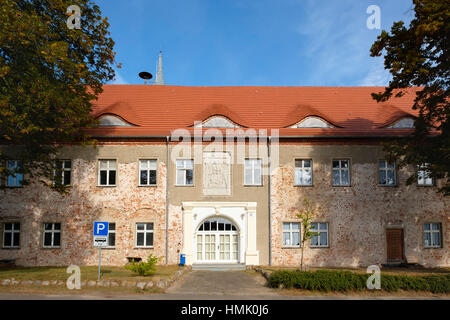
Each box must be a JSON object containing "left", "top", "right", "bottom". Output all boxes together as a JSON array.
[{"left": 96, "top": 0, "right": 414, "bottom": 86}]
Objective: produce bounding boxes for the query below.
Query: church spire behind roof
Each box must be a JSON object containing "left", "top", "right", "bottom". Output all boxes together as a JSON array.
[{"left": 154, "top": 51, "right": 164, "bottom": 85}]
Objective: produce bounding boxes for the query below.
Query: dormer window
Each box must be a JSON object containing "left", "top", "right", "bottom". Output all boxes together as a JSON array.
[
  {"left": 98, "top": 115, "right": 136, "bottom": 127},
  {"left": 194, "top": 116, "right": 241, "bottom": 128},
  {"left": 386, "top": 117, "right": 415, "bottom": 129},
  {"left": 289, "top": 116, "right": 334, "bottom": 128}
]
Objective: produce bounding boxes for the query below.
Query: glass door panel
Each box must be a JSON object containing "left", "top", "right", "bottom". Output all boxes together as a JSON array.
[{"left": 197, "top": 235, "right": 202, "bottom": 260}]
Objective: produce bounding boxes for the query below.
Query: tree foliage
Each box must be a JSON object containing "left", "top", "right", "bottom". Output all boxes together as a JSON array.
[
  {"left": 0, "top": 0, "right": 115, "bottom": 191},
  {"left": 296, "top": 198, "right": 319, "bottom": 271},
  {"left": 370, "top": 0, "right": 449, "bottom": 195}
]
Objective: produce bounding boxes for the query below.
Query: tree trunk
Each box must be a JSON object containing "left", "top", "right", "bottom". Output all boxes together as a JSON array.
[{"left": 300, "top": 244, "right": 304, "bottom": 271}]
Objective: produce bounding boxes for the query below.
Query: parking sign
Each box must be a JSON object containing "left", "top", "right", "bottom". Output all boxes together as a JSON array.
[
  {"left": 94, "top": 221, "right": 109, "bottom": 236},
  {"left": 93, "top": 222, "right": 109, "bottom": 247}
]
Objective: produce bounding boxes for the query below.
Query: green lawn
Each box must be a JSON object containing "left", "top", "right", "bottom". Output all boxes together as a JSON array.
[{"left": 0, "top": 264, "right": 182, "bottom": 282}]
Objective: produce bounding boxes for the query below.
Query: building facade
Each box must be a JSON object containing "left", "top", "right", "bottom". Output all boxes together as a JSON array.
[{"left": 0, "top": 86, "right": 448, "bottom": 268}]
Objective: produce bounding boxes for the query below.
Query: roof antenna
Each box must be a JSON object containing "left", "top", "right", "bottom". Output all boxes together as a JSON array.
[{"left": 138, "top": 71, "right": 153, "bottom": 85}]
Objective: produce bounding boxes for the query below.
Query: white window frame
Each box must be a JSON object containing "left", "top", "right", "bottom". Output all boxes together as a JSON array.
[
  {"left": 282, "top": 222, "right": 301, "bottom": 248},
  {"left": 424, "top": 223, "right": 442, "bottom": 248},
  {"left": 139, "top": 159, "right": 157, "bottom": 186},
  {"left": 417, "top": 164, "right": 434, "bottom": 186},
  {"left": 107, "top": 222, "right": 116, "bottom": 248},
  {"left": 310, "top": 222, "right": 329, "bottom": 248},
  {"left": 332, "top": 159, "right": 350, "bottom": 186},
  {"left": 6, "top": 160, "right": 23, "bottom": 187},
  {"left": 43, "top": 223, "right": 61, "bottom": 248},
  {"left": 135, "top": 223, "right": 154, "bottom": 248},
  {"left": 244, "top": 159, "right": 262, "bottom": 186},
  {"left": 294, "top": 159, "right": 313, "bottom": 186},
  {"left": 54, "top": 160, "right": 72, "bottom": 186},
  {"left": 98, "top": 160, "right": 117, "bottom": 186},
  {"left": 3, "top": 223, "right": 20, "bottom": 248},
  {"left": 379, "top": 160, "right": 397, "bottom": 186},
  {"left": 176, "top": 159, "right": 194, "bottom": 186}
]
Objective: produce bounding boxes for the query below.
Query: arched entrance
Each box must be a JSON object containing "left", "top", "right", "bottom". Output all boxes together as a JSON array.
[{"left": 195, "top": 217, "right": 239, "bottom": 263}]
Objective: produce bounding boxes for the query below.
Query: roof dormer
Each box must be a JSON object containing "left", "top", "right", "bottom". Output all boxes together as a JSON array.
[
  {"left": 97, "top": 114, "right": 137, "bottom": 127},
  {"left": 386, "top": 117, "right": 415, "bottom": 129},
  {"left": 288, "top": 116, "right": 335, "bottom": 128},
  {"left": 194, "top": 115, "right": 242, "bottom": 128}
]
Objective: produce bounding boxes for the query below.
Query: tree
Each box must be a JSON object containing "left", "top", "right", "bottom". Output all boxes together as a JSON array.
[
  {"left": 297, "top": 198, "right": 319, "bottom": 271},
  {"left": 370, "top": 0, "right": 449, "bottom": 195},
  {"left": 0, "top": 0, "right": 115, "bottom": 191}
]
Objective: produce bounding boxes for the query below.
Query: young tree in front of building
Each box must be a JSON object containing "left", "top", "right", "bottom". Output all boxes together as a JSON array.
[
  {"left": 297, "top": 198, "right": 319, "bottom": 271},
  {"left": 0, "top": 0, "right": 116, "bottom": 191},
  {"left": 370, "top": 0, "right": 449, "bottom": 195}
]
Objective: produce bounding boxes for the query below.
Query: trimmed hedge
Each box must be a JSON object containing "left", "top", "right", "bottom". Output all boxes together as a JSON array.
[{"left": 268, "top": 270, "right": 450, "bottom": 293}]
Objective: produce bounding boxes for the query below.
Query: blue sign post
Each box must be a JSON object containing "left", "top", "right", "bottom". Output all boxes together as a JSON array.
[{"left": 93, "top": 222, "right": 109, "bottom": 281}]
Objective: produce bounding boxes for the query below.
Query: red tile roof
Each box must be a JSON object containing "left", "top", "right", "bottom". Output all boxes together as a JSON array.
[{"left": 88, "top": 85, "right": 421, "bottom": 138}]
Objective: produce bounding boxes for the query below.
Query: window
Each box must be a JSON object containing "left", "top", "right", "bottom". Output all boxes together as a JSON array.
[
  {"left": 332, "top": 160, "right": 350, "bottom": 186},
  {"left": 6, "top": 160, "right": 23, "bottom": 187},
  {"left": 176, "top": 160, "right": 193, "bottom": 186},
  {"left": 198, "top": 218, "right": 237, "bottom": 231},
  {"left": 295, "top": 159, "right": 312, "bottom": 186},
  {"left": 107, "top": 223, "right": 116, "bottom": 247},
  {"left": 43, "top": 223, "right": 61, "bottom": 248},
  {"left": 98, "top": 160, "right": 116, "bottom": 186},
  {"left": 282, "top": 222, "right": 300, "bottom": 247},
  {"left": 387, "top": 117, "right": 415, "bottom": 129},
  {"left": 244, "top": 159, "right": 262, "bottom": 185},
  {"left": 55, "top": 160, "right": 71, "bottom": 186},
  {"left": 139, "top": 160, "right": 157, "bottom": 186},
  {"left": 290, "top": 117, "right": 334, "bottom": 128},
  {"left": 136, "top": 223, "right": 153, "bottom": 247},
  {"left": 424, "top": 223, "right": 442, "bottom": 248},
  {"left": 418, "top": 164, "right": 433, "bottom": 186},
  {"left": 310, "top": 223, "right": 329, "bottom": 247},
  {"left": 3, "top": 223, "right": 20, "bottom": 248},
  {"left": 379, "top": 160, "right": 396, "bottom": 186}
]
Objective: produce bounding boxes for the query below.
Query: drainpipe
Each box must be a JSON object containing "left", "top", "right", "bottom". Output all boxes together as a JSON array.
[
  {"left": 165, "top": 136, "right": 170, "bottom": 265},
  {"left": 268, "top": 136, "right": 272, "bottom": 266}
]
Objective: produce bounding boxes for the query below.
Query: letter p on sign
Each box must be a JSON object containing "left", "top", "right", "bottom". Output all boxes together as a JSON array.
[{"left": 94, "top": 221, "right": 109, "bottom": 236}]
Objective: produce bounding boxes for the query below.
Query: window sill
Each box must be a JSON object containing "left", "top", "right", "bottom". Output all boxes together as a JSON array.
[
  {"left": 134, "top": 246, "right": 154, "bottom": 249},
  {"left": 332, "top": 185, "right": 351, "bottom": 187},
  {"left": 424, "top": 246, "right": 442, "bottom": 249},
  {"left": 282, "top": 246, "right": 301, "bottom": 249},
  {"left": 138, "top": 184, "right": 158, "bottom": 187},
  {"left": 1, "top": 247, "right": 20, "bottom": 250},
  {"left": 97, "top": 185, "right": 117, "bottom": 188},
  {"left": 42, "top": 247, "right": 61, "bottom": 250},
  {"left": 378, "top": 184, "right": 398, "bottom": 187},
  {"left": 244, "top": 184, "right": 263, "bottom": 187},
  {"left": 175, "top": 184, "right": 194, "bottom": 187},
  {"left": 294, "top": 184, "right": 314, "bottom": 187},
  {"left": 310, "top": 246, "right": 329, "bottom": 249}
]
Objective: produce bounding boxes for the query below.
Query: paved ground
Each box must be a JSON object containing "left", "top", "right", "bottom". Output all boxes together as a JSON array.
[
  {"left": 0, "top": 270, "right": 448, "bottom": 300},
  {"left": 166, "top": 270, "right": 278, "bottom": 298}
]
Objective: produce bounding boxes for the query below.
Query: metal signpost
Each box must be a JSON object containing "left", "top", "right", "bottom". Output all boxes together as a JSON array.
[{"left": 93, "top": 221, "right": 109, "bottom": 281}]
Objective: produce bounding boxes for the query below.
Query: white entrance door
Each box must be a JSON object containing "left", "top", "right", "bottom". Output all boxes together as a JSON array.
[{"left": 195, "top": 218, "right": 239, "bottom": 263}]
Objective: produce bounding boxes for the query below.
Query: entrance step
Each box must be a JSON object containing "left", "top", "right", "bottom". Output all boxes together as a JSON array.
[{"left": 192, "top": 264, "right": 246, "bottom": 271}]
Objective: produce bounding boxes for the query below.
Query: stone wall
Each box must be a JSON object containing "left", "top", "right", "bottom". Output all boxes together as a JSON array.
[
  {"left": 0, "top": 145, "right": 169, "bottom": 266},
  {"left": 271, "top": 144, "right": 449, "bottom": 268}
]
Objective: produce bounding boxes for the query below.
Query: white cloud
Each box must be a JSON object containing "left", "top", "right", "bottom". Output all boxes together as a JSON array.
[
  {"left": 360, "top": 59, "right": 392, "bottom": 86},
  {"left": 110, "top": 71, "right": 128, "bottom": 85}
]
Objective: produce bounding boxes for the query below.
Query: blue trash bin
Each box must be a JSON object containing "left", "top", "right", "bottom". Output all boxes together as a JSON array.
[{"left": 179, "top": 254, "right": 186, "bottom": 266}]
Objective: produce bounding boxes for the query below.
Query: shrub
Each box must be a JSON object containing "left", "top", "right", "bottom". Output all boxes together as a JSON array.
[
  {"left": 268, "top": 269, "right": 450, "bottom": 293},
  {"left": 124, "top": 254, "right": 160, "bottom": 276}
]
